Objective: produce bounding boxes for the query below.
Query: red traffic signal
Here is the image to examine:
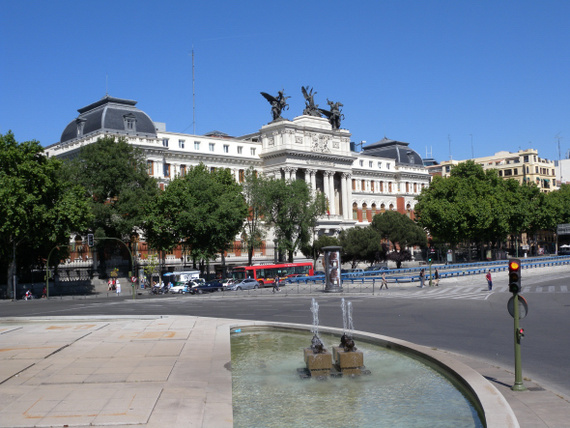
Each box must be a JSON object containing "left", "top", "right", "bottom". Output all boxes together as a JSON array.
[{"left": 508, "top": 259, "right": 522, "bottom": 294}]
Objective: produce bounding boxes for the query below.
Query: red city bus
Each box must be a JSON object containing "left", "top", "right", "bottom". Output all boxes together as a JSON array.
[{"left": 231, "top": 262, "right": 314, "bottom": 287}]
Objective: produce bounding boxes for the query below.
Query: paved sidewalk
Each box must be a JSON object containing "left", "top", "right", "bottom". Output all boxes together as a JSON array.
[{"left": 0, "top": 316, "right": 568, "bottom": 427}]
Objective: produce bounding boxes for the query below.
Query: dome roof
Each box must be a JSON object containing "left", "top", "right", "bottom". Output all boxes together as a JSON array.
[
  {"left": 60, "top": 95, "right": 157, "bottom": 143},
  {"left": 361, "top": 137, "right": 424, "bottom": 166}
]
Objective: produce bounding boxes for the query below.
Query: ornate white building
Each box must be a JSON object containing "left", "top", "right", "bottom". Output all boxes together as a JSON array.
[{"left": 46, "top": 95, "right": 430, "bottom": 266}]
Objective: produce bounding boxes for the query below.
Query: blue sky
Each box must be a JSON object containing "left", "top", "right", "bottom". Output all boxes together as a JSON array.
[{"left": 1, "top": 1, "right": 569, "bottom": 162}]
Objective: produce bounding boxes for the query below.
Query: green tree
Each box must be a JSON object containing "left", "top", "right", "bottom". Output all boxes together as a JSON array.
[
  {"left": 143, "top": 164, "right": 248, "bottom": 275},
  {"left": 371, "top": 210, "right": 426, "bottom": 249},
  {"left": 64, "top": 136, "right": 159, "bottom": 274},
  {"left": 339, "top": 227, "right": 383, "bottom": 268},
  {"left": 300, "top": 234, "right": 340, "bottom": 269},
  {"left": 415, "top": 161, "right": 510, "bottom": 261},
  {"left": 241, "top": 167, "right": 269, "bottom": 265},
  {"left": 371, "top": 210, "right": 425, "bottom": 268},
  {"left": 264, "top": 179, "right": 327, "bottom": 262},
  {"left": 0, "top": 132, "right": 92, "bottom": 294}
]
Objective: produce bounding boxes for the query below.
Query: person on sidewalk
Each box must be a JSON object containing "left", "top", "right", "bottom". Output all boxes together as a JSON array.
[
  {"left": 434, "top": 268, "right": 440, "bottom": 286},
  {"left": 380, "top": 272, "right": 388, "bottom": 290},
  {"left": 419, "top": 268, "right": 425, "bottom": 288},
  {"left": 116, "top": 279, "right": 121, "bottom": 296},
  {"left": 486, "top": 270, "right": 493, "bottom": 291}
]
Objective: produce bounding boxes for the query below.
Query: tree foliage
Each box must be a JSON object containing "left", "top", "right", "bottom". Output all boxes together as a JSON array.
[
  {"left": 371, "top": 210, "right": 427, "bottom": 249},
  {"left": 263, "top": 179, "right": 327, "bottom": 262},
  {"left": 241, "top": 167, "right": 269, "bottom": 265},
  {"left": 142, "top": 164, "right": 248, "bottom": 273},
  {"left": 415, "top": 160, "right": 562, "bottom": 258},
  {"left": 300, "top": 234, "right": 340, "bottom": 268},
  {"left": 0, "top": 132, "right": 92, "bottom": 290},
  {"left": 64, "top": 136, "right": 159, "bottom": 241},
  {"left": 339, "top": 227, "right": 383, "bottom": 268}
]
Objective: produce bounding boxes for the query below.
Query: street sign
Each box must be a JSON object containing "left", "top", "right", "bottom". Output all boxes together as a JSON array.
[
  {"left": 131, "top": 276, "right": 137, "bottom": 283},
  {"left": 508, "top": 295, "right": 528, "bottom": 319}
]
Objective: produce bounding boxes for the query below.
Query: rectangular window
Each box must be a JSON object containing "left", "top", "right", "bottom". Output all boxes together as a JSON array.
[
  {"left": 239, "top": 169, "right": 245, "bottom": 183},
  {"left": 251, "top": 148, "right": 256, "bottom": 156},
  {"left": 414, "top": 183, "right": 417, "bottom": 193},
  {"left": 179, "top": 139, "right": 185, "bottom": 149},
  {"left": 369, "top": 161, "right": 373, "bottom": 168},
  {"left": 163, "top": 163, "right": 171, "bottom": 177},
  {"left": 180, "top": 165, "right": 186, "bottom": 176},
  {"left": 388, "top": 182, "right": 392, "bottom": 192},
  {"left": 504, "top": 169, "right": 512, "bottom": 176},
  {"left": 371, "top": 181, "right": 375, "bottom": 192},
  {"left": 147, "top": 160, "right": 154, "bottom": 175},
  {"left": 237, "top": 146, "right": 243, "bottom": 154},
  {"left": 162, "top": 138, "right": 169, "bottom": 148},
  {"left": 380, "top": 181, "right": 384, "bottom": 192},
  {"left": 406, "top": 182, "right": 410, "bottom": 193},
  {"left": 352, "top": 179, "right": 356, "bottom": 191},
  {"left": 524, "top": 155, "right": 529, "bottom": 162},
  {"left": 194, "top": 141, "right": 200, "bottom": 150},
  {"left": 359, "top": 160, "right": 364, "bottom": 167},
  {"left": 378, "top": 161, "right": 382, "bottom": 168},
  {"left": 514, "top": 168, "right": 518, "bottom": 175},
  {"left": 209, "top": 143, "right": 215, "bottom": 152},
  {"left": 361, "top": 180, "right": 365, "bottom": 191},
  {"left": 223, "top": 144, "right": 229, "bottom": 153}
]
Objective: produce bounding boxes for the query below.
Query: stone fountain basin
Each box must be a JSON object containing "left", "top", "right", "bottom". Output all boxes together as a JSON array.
[{"left": 230, "top": 321, "right": 518, "bottom": 428}]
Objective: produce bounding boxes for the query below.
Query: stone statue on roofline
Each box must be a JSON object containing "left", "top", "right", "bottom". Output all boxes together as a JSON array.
[{"left": 260, "top": 89, "right": 290, "bottom": 121}]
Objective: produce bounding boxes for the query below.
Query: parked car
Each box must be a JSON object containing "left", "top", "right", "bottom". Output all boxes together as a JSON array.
[
  {"left": 187, "top": 278, "right": 206, "bottom": 290},
  {"left": 222, "top": 278, "right": 235, "bottom": 289},
  {"left": 227, "top": 278, "right": 259, "bottom": 291},
  {"left": 169, "top": 282, "right": 190, "bottom": 294},
  {"left": 191, "top": 280, "right": 224, "bottom": 294}
]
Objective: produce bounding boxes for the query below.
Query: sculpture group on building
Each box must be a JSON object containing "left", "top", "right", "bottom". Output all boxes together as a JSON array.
[{"left": 261, "top": 86, "right": 344, "bottom": 130}]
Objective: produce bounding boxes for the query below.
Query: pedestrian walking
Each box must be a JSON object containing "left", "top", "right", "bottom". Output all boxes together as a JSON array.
[
  {"left": 116, "top": 279, "right": 121, "bottom": 295},
  {"left": 273, "top": 276, "right": 280, "bottom": 293},
  {"left": 380, "top": 272, "right": 388, "bottom": 289},
  {"left": 486, "top": 270, "right": 493, "bottom": 291},
  {"left": 419, "top": 268, "right": 425, "bottom": 288},
  {"left": 434, "top": 268, "right": 440, "bottom": 286}
]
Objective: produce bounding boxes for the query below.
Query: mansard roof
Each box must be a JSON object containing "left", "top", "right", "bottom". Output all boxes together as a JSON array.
[
  {"left": 362, "top": 137, "right": 424, "bottom": 166},
  {"left": 60, "top": 95, "right": 157, "bottom": 144}
]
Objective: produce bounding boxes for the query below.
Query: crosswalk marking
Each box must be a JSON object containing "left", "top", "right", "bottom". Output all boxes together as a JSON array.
[{"left": 376, "top": 283, "right": 568, "bottom": 301}]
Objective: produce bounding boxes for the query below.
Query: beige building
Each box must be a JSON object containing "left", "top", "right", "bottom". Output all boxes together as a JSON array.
[{"left": 437, "top": 149, "right": 557, "bottom": 192}]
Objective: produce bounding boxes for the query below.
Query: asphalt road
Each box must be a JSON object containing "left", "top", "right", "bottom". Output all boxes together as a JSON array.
[{"left": 2, "top": 266, "right": 569, "bottom": 397}]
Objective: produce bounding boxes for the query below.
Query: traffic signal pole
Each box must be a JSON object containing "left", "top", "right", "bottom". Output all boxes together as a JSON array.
[
  {"left": 512, "top": 294, "right": 526, "bottom": 391},
  {"left": 508, "top": 259, "right": 526, "bottom": 391}
]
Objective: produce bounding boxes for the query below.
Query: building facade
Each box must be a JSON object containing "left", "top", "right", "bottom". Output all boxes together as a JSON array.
[
  {"left": 46, "top": 95, "right": 430, "bottom": 268},
  {"left": 436, "top": 149, "right": 558, "bottom": 192}
]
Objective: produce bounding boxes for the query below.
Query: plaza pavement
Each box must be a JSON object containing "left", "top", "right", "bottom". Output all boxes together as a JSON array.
[{"left": 0, "top": 312, "right": 569, "bottom": 427}]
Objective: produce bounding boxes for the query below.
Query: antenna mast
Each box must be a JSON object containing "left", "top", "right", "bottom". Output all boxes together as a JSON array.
[{"left": 192, "top": 47, "right": 196, "bottom": 135}]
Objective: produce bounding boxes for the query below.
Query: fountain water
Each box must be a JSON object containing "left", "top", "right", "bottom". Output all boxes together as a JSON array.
[{"left": 302, "top": 298, "right": 332, "bottom": 378}]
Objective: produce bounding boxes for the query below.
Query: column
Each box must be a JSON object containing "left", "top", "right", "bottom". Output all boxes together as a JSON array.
[
  {"left": 328, "top": 172, "right": 336, "bottom": 215},
  {"left": 341, "top": 173, "right": 347, "bottom": 219},
  {"left": 290, "top": 168, "right": 297, "bottom": 181},
  {"left": 345, "top": 173, "right": 353, "bottom": 220},
  {"left": 310, "top": 169, "right": 317, "bottom": 192},
  {"left": 323, "top": 171, "right": 331, "bottom": 211}
]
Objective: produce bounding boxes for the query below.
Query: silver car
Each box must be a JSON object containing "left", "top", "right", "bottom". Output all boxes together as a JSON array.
[{"left": 227, "top": 278, "right": 259, "bottom": 291}]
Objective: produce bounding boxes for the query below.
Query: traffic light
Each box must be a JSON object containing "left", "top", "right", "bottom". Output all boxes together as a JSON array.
[
  {"left": 508, "top": 259, "right": 522, "bottom": 294},
  {"left": 87, "top": 233, "right": 94, "bottom": 247},
  {"left": 517, "top": 328, "right": 525, "bottom": 340}
]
